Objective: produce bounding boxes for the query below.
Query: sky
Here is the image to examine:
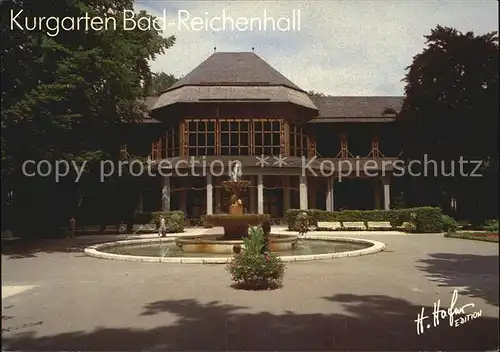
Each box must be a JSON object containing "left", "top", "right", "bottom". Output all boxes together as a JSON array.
[{"left": 136, "top": 1, "right": 498, "bottom": 96}]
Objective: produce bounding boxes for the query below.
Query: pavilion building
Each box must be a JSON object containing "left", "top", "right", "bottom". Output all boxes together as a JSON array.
[{"left": 127, "top": 52, "right": 403, "bottom": 219}]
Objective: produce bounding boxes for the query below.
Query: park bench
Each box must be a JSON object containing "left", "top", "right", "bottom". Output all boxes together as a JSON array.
[
  {"left": 316, "top": 221, "right": 343, "bottom": 230},
  {"left": 341, "top": 221, "right": 367, "bottom": 230},
  {"left": 366, "top": 221, "right": 393, "bottom": 230}
]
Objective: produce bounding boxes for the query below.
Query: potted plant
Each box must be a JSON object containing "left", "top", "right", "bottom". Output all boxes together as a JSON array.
[{"left": 226, "top": 226, "right": 286, "bottom": 290}]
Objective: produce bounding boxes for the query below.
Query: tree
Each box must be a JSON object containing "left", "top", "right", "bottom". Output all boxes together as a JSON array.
[
  {"left": 0, "top": 0, "right": 175, "bottom": 234},
  {"left": 400, "top": 25, "right": 499, "bottom": 220},
  {"left": 308, "top": 90, "right": 329, "bottom": 97},
  {"left": 148, "top": 72, "right": 179, "bottom": 95}
]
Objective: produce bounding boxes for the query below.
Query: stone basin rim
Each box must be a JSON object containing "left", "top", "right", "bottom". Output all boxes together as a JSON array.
[{"left": 83, "top": 236, "right": 386, "bottom": 263}]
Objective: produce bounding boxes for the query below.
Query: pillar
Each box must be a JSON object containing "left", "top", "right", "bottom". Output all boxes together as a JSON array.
[
  {"left": 215, "top": 177, "right": 222, "bottom": 214},
  {"left": 374, "top": 178, "right": 382, "bottom": 210},
  {"left": 299, "top": 175, "right": 308, "bottom": 210},
  {"left": 283, "top": 176, "right": 291, "bottom": 214},
  {"left": 382, "top": 176, "right": 391, "bottom": 210},
  {"left": 206, "top": 173, "right": 213, "bottom": 215},
  {"left": 257, "top": 174, "right": 264, "bottom": 214},
  {"left": 161, "top": 176, "right": 170, "bottom": 211},
  {"left": 326, "top": 177, "right": 334, "bottom": 211}
]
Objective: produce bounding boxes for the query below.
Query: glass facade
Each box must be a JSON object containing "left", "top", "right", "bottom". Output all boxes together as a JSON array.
[{"left": 155, "top": 118, "right": 315, "bottom": 157}]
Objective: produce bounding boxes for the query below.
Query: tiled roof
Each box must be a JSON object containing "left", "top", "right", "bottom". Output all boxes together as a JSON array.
[
  {"left": 167, "top": 52, "right": 303, "bottom": 91},
  {"left": 309, "top": 96, "right": 403, "bottom": 118}
]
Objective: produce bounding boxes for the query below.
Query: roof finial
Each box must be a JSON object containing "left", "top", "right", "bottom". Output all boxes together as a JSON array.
[
  {"left": 252, "top": 47, "right": 255, "bottom": 52},
  {"left": 213, "top": 47, "right": 217, "bottom": 53}
]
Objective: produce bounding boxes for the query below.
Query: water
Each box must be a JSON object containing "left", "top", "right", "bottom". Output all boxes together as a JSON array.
[{"left": 101, "top": 240, "right": 370, "bottom": 258}]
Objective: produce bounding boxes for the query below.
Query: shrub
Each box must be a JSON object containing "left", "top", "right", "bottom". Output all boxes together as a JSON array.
[
  {"left": 286, "top": 207, "right": 445, "bottom": 233},
  {"left": 166, "top": 213, "right": 184, "bottom": 233},
  {"left": 151, "top": 211, "right": 185, "bottom": 229},
  {"left": 484, "top": 219, "right": 499, "bottom": 233},
  {"left": 401, "top": 222, "right": 417, "bottom": 233},
  {"left": 441, "top": 215, "right": 459, "bottom": 232},
  {"left": 226, "top": 226, "right": 286, "bottom": 290}
]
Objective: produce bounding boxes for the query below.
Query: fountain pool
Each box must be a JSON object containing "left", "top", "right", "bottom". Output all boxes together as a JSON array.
[{"left": 84, "top": 236, "right": 386, "bottom": 263}]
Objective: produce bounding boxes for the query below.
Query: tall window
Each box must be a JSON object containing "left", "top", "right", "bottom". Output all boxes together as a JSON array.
[
  {"left": 289, "top": 123, "right": 312, "bottom": 157},
  {"left": 254, "top": 120, "right": 280, "bottom": 155},
  {"left": 165, "top": 124, "right": 180, "bottom": 157},
  {"left": 154, "top": 124, "right": 180, "bottom": 159},
  {"left": 187, "top": 120, "right": 216, "bottom": 156},
  {"left": 220, "top": 120, "right": 250, "bottom": 155}
]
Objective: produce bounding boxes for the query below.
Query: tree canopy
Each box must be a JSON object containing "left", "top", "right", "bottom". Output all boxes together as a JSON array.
[
  {"left": 147, "top": 72, "right": 180, "bottom": 95},
  {"left": 400, "top": 25, "right": 499, "bottom": 220},
  {"left": 401, "top": 25, "right": 499, "bottom": 163},
  {"left": 1, "top": 0, "right": 175, "bottom": 172},
  {"left": 1, "top": 0, "right": 175, "bottom": 233}
]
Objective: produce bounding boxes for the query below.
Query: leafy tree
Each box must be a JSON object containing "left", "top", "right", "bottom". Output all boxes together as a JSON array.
[
  {"left": 400, "top": 25, "right": 499, "bottom": 220},
  {"left": 148, "top": 72, "right": 179, "bottom": 95},
  {"left": 0, "top": 0, "right": 175, "bottom": 234},
  {"left": 308, "top": 90, "right": 329, "bottom": 97}
]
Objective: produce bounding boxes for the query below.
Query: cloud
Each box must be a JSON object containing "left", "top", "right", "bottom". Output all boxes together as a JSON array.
[{"left": 137, "top": 0, "right": 498, "bottom": 96}]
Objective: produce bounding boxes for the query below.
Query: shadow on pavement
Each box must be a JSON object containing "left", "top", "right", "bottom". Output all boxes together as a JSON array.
[
  {"left": 417, "top": 252, "right": 500, "bottom": 307},
  {"left": 2, "top": 294, "right": 498, "bottom": 351}
]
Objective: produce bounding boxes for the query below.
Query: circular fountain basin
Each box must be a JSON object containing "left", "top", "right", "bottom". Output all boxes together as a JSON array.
[
  {"left": 175, "top": 234, "right": 298, "bottom": 254},
  {"left": 84, "top": 236, "right": 386, "bottom": 263},
  {"left": 204, "top": 214, "right": 270, "bottom": 240}
]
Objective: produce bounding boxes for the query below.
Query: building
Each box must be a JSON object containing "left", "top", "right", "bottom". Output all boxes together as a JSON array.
[{"left": 128, "top": 52, "right": 404, "bottom": 219}]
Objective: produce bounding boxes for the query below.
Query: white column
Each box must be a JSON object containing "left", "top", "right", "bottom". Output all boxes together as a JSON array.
[
  {"left": 326, "top": 177, "right": 334, "bottom": 212},
  {"left": 257, "top": 174, "right": 264, "bottom": 214},
  {"left": 206, "top": 173, "right": 213, "bottom": 215},
  {"left": 299, "top": 175, "right": 308, "bottom": 210},
  {"left": 283, "top": 176, "right": 291, "bottom": 213},
  {"left": 382, "top": 176, "right": 391, "bottom": 210},
  {"left": 249, "top": 176, "right": 257, "bottom": 214},
  {"left": 162, "top": 176, "right": 170, "bottom": 211},
  {"left": 215, "top": 177, "right": 222, "bottom": 213}
]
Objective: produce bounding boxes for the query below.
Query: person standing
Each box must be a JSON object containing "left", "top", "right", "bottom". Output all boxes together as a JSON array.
[
  {"left": 69, "top": 216, "right": 76, "bottom": 238},
  {"left": 158, "top": 217, "right": 167, "bottom": 237}
]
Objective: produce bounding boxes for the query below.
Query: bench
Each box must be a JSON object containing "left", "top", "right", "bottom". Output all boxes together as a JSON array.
[
  {"left": 316, "top": 221, "right": 343, "bottom": 230},
  {"left": 366, "top": 221, "right": 393, "bottom": 230},
  {"left": 341, "top": 221, "right": 367, "bottom": 230}
]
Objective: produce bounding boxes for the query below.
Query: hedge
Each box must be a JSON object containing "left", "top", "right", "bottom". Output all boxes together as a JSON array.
[
  {"left": 286, "top": 207, "right": 445, "bottom": 233},
  {"left": 132, "top": 211, "right": 185, "bottom": 231}
]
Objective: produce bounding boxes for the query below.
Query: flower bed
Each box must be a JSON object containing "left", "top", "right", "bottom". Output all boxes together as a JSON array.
[{"left": 444, "top": 232, "right": 499, "bottom": 242}]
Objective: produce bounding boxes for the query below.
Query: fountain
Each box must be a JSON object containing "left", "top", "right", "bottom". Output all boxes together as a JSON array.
[{"left": 175, "top": 163, "right": 299, "bottom": 254}]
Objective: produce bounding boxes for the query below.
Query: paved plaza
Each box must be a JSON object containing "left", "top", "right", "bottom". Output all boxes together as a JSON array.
[{"left": 2, "top": 230, "right": 499, "bottom": 351}]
